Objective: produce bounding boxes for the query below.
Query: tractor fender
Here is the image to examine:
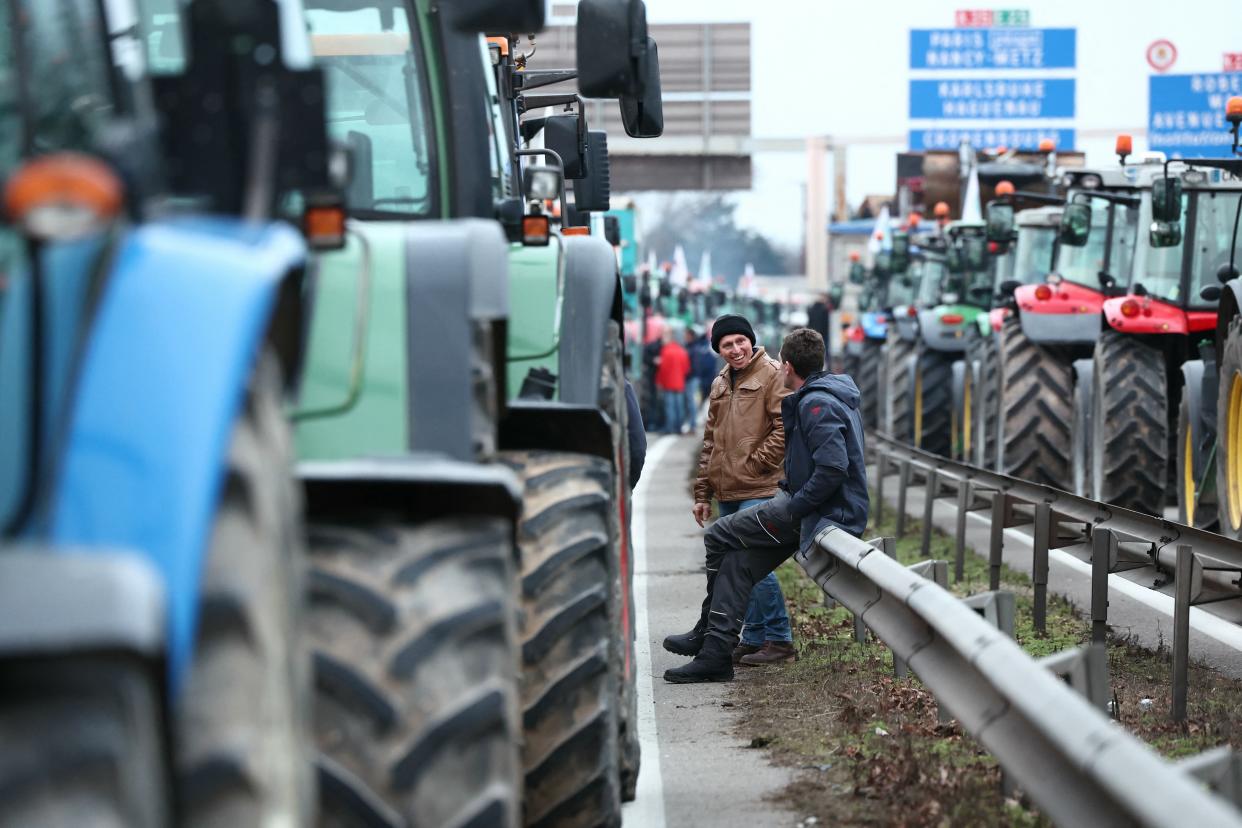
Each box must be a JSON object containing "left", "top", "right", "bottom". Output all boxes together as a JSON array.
[
  {"left": 299, "top": 456, "right": 523, "bottom": 550},
  {"left": 559, "top": 235, "right": 621, "bottom": 407},
  {"left": 500, "top": 400, "right": 616, "bottom": 466},
  {"left": 404, "top": 219, "right": 510, "bottom": 460},
  {"left": 49, "top": 217, "right": 305, "bottom": 690},
  {"left": 0, "top": 550, "right": 164, "bottom": 659},
  {"left": 1215, "top": 280, "right": 1242, "bottom": 363},
  {"left": 917, "top": 309, "right": 969, "bottom": 353},
  {"left": 1180, "top": 359, "right": 1214, "bottom": 467}
]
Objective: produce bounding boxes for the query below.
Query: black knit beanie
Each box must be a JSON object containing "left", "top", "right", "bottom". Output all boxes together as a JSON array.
[{"left": 711, "top": 314, "right": 756, "bottom": 353}]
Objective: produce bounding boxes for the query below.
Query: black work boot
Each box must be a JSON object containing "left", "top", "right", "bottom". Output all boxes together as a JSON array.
[
  {"left": 662, "top": 623, "right": 707, "bottom": 656},
  {"left": 663, "top": 636, "right": 734, "bottom": 683}
]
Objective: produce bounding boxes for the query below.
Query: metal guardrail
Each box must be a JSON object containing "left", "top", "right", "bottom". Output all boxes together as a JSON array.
[
  {"left": 869, "top": 430, "right": 1242, "bottom": 720},
  {"left": 796, "top": 526, "right": 1242, "bottom": 827}
]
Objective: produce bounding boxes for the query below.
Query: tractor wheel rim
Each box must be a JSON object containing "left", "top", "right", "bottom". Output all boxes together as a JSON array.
[
  {"left": 963, "top": 369, "right": 973, "bottom": 458},
  {"left": 1184, "top": 421, "right": 1195, "bottom": 527},
  {"left": 914, "top": 366, "right": 923, "bottom": 447},
  {"left": 1231, "top": 370, "right": 1242, "bottom": 529}
]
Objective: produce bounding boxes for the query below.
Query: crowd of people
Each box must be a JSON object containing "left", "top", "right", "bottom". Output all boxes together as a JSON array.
[{"left": 629, "top": 312, "right": 870, "bottom": 684}]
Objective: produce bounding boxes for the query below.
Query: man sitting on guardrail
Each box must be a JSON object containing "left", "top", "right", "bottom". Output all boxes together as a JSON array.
[{"left": 664, "top": 327, "right": 869, "bottom": 683}]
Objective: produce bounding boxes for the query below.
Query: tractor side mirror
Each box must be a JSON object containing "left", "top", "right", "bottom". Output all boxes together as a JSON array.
[
  {"left": 577, "top": 0, "right": 649, "bottom": 99},
  {"left": 848, "top": 262, "right": 865, "bottom": 284},
  {"left": 573, "top": 130, "right": 611, "bottom": 212},
  {"left": 447, "top": 0, "right": 545, "bottom": 32},
  {"left": 603, "top": 215, "right": 622, "bottom": 245},
  {"left": 1152, "top": 177, "right": 1183, "bottom": 223},
  {"left": 986, "top": 201, "right": 1015, "bottom": 242},
  {"left": 1150, "top": 220, "right": 1183, "bottom": 248},
  {"left": 998, "top": 279, "right": 1022, "bottom": 297},
  {"left": 874, "top": 251, "right": 892, "bottom": 276},
  {"left": 828, "top": 284, "right": 844, "bottom": 307},
  {"left": 946, "top": 246, "right": 964, "bottom": 272},
  {"left": 543, "top": 115, "right": 586, "bottom": 179},
  {"left": 1059, "top": 202, "right": 1092, "bottom": 247},
  {"left": 1219, "top": 262, "right": 1240, "bottom": 283},
  {"left": 1201, "top": 284, "right": 1223, "bottom": 302},
  {"left": 620, "top": 37, "right": 664, "bottom": 137}
]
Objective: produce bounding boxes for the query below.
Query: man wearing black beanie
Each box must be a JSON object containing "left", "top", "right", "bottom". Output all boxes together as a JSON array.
[{"left": 672, "top": 313, "right": 797, "bottom": 667}]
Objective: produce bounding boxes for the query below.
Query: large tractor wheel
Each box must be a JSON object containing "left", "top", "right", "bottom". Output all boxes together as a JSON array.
[
  {"left": 967, "top": 333, "right": 1001, "bottom": 470},
  {"left": 913, "top": 347, "right": 954, "bottom": 456},
  {"left": 1179, "top": 392, "right": 1218, "bottom": 529},
  {"left": 176, "top": 352, "right": 313, "bottom": 828},
  {"left": 857, "top": 339, "right": 882, "bottom": 429},
  {"left": 499, "top": 451, "right": 622, "bottom": 828},
  {"left": 1216, "top": 316, "right": 1242, "bottom": 537},
  {"left": 1071, "top": 360, "right": 1093, "bottom": 498},
  {"left": 308, "top": 517, "right": 521, "bottom": 827},
  {"left": 0, "top": 657, "right": 169, "bottom": 827},
  {"left": 950, "top": 358, "right": 971, "bottom": 461},
  {"left": 999, "top": 316, "right": 1073, "bottom": 488},
  {"left": 884, "top": 336, "right": 917, "bottom": 440},
  {"left": 1090, "top": 331, "right": 1168, "bottom": 514},
  {"left": 598, "top": 323, "right": 640, "bottom": 802}
]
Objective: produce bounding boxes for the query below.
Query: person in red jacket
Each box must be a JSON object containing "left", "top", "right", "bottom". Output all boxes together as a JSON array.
[{"left": 655, "top": 328, "right": 692, "bottom": 434}]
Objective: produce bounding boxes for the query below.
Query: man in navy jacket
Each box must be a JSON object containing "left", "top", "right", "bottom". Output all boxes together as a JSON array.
[{"left": 664, "top": 328, "right": 869, "bottom": 683}]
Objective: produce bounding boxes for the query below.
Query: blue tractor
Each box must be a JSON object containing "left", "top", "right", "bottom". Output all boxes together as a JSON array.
[{"left": 0, "top": 0, "right": 334, "bottom": 822}]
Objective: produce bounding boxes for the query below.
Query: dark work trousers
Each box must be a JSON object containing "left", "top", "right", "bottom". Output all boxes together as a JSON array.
[{"left": 701, "top": 490, "right": 802, "bottom": 646}]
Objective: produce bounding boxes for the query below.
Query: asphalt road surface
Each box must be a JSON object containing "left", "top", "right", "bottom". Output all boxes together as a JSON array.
[{"left": 623, "top": 434, "right": 796, "bottom": 828}]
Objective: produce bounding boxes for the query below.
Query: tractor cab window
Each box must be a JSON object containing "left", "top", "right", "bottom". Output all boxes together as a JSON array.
[
  {"left": 1141, "top": 192, "right": 1190, "bottom": 302},
  {"left": 1189, "top": 189, "right": 1242, "bottom": 308},
  {"left": 1057, "top": 195, "right": 1122, "bottom": 287},
  {"left": 1011, "top": 225, "right": 1055, "bottom": 285},
  {"left": 886, "top": 261, "right": 919, "bottom": 308},
  {"left": 916, "top": 257, "right": 946, "bottom": 306},
  {"left": 304, "top": 2, "right": 436, "bottom": 217}
]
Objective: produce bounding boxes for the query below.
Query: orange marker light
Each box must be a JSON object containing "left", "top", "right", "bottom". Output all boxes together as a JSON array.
[
  {"left": 522, "top": 215, "right": 550, "bottom": 246},
  {"left": 304, "top": 204, "right": 346, "bottom": 250},
  {"left": 940, "top": 313, "right": 964, "bottom": 325},
  {"left": 1120, "top": 299, "right": 1140, "bottom": 318},
  {"left": 909, "top": 212, "right": 923, "bottom": 228},
  {"left": 1115, "top": 134, "right": 1133, "bottom": 159},
  {"left": 561, "top": 226, "right": 590, "bottom": 236},
  {"left": 1038, "top": 138, "right": 1056, "bottom": 152},
  {"left": 849, "top": 250, "right": 861, "bottom": 262},
  {"left": 907, "top": 305, "right": 918, "bottom": 317},
  {"left": 487, "top": 36, "right": 509, "bottom": 56},
  {"left": 1228, "top": 96, "right": 1242, "bottom": 122},
  {"left": 933, "top": 201, "right": 951, "bottom": 219},
  {"left": 995, "top": 180, "right": 1015, "bottom": 197},
  {"left": 1034, "top": 284, "right": 1053, "bottom": 301},
  {"left": 4, "top": 152, "right": 123, "bottom": 240}
]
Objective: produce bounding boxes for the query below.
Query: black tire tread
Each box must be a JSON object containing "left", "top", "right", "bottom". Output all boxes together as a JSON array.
[
  {"left": 308, "top": 517, "right": 521, "bottom": 828},
  {"left": 858, "top": 339, "right": 881, "bottom": 429},
  {"left": 915, "top": 348, "right": 955, "bottom": 456},
  {"left": 885, "top": 336, "right": 917, "bottom": 440},
  {"left": 1091, "top": 330, "right": 1168, "bottom": 513},
  {"left": 999, "top": 316, "right": 1073, "bottom": 488},
  {"left": 498, "top": 450, "right": 622, "bottom": 828}
]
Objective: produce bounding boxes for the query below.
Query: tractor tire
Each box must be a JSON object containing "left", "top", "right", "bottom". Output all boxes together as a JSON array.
[
  {"left": 913, "top": 347, "right": 954, "bottom": 456},
  {"left": 884, "top": 336, "right": 917, "bottom": 440},
  {"left": 0, "top": 656, "right": 169, "bottom": 827},
  {"left": 598, "top": 322, "right": 640, "bottom": 803},
  {"left": 1071, "top": 362, "right": 1093, "bottom": 498},
  {"left": 176, "top": 351, "right": 313, "bottom": 828},
  {"left": 498, "top": 451, "right": 622, "bottom": 828},
  {"left": 951, "top": 358, "right": 969, "bottom": 461},
  {"left": 1179, "top": 392, "right": 1218, "bottom": 529},
  {"left": 858, "top": 339, "right": 882, "bottom": 430},
  {"left": 1090, "top": 331, "right": 1168, "bottom": 514},
  {"left": 967, "top": 333, "right": 1001, "bottom": 470},
  {"left": 843, "top": 350, "right": 860, "bottom": 386},
  {"left": 999, "top": 316, "right": 1073, "bottom": 488},
  {"left": 308, "top": 517, "right": 522, "bottom": 827},
  {"left": 1216, "top": 315, "right": 1242, "bottom": 537}
]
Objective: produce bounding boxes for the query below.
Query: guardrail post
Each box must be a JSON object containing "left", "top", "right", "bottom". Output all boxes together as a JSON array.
[
  {"left": 954, "top": 482, "right": 969, "bottom": 584},
  {"left": 1178, "top": 746, "right": 1242, "bottom": 808},
  {"left": 989, "top": 491, "right": 1005, "bottom": 591},
  {"left": 1032, "top": 502, "right": 1051, "bottom": 634},
  {"left": 875, "top": 451, "right": 888, "bottom": 526},
  {"left": 1172, "top": 544, "right": 1194, "bottom": 722},
  {"left": 1038, "top": 644, "right": 1110, "bottom": 710},
  {"left": 920, "top": 469, "right": 939, "bottom": 558},
  {"left": 896, "top": 461, "right": 912, "bottom": 536},
  {"left": 1091, "top": 528, "right": 1112, "bottom": 645},
  {"left": 964, "top": 590, "right": 1016, "bottom": 638}
]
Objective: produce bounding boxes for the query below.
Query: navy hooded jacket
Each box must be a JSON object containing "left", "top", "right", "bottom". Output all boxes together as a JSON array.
[{"left": 781, "top": 371, "right": 869, "bottom": 549}]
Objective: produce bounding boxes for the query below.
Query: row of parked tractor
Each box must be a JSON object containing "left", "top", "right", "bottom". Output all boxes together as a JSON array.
[
  {"left": 1, "top": 0, "right": 663, "bottom": 826},
  {"left": 843, "top": 105, "right": 1242, "bottom": 539}
]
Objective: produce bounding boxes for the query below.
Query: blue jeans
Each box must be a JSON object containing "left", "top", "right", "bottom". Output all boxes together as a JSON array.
[
  {"left": 717, "top": 497, "right": 793, "bottom": 644},
  {"left": 662, "top": 389, "right": 685, "bottom": 433},
  {"left": 683, "top": 378, "right": 701, "bottom": 429}
]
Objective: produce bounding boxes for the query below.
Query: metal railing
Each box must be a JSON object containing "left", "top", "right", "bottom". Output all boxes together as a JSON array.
[
  {"left": 797, "top": 525, "right": 1242, "bottom": 827},
  {"left": 869, "top": 430, "right": 1242, "bottom": 721}
]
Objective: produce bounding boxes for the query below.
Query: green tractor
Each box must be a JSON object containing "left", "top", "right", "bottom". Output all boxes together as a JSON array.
[{"left": 291, "top": 0, "right": 662, "bottom": 823}]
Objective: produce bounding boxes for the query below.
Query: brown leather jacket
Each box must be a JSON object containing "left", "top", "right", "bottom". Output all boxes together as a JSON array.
[{"left": 693, "top": 347, "right": 791, "bottom": 504}]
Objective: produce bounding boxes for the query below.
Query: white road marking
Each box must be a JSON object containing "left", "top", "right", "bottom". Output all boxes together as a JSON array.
[
  {"left": 621, "top": 435, "right": 675, "bottom": 828},
  {"left": 962, "top": 511, "right": 1242, "bottom": 652}
]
